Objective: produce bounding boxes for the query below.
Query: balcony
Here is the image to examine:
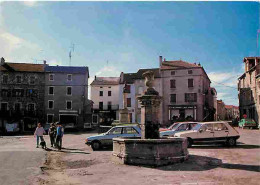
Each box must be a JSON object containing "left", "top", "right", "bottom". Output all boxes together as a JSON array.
[{"left": 93, "top": 104, "right": 119, "bottom": 110}]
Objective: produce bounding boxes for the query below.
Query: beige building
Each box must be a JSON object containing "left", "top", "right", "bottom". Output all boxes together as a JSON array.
[
  {"left": 238, "top": 57, "right": 260, "bottom": 124},
  {"left": 225, "top": 105, "right": 239, "bottom": 120},
  {"left": 217, "top": 100, "right": 227, "bottom": 120},
  {"left": 90, "top": 77, "right": 120, "bottom": 125}
]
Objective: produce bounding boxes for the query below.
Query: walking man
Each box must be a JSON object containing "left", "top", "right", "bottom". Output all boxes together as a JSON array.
[
  {"left": 48, "top": 123, "right": 56, "bottom": 147},
  {"left": 56, "top": 123, "right": 64, "bottom": 150},
  {"left": 34, "top": 123, "right": 46, "bottom": 148}
]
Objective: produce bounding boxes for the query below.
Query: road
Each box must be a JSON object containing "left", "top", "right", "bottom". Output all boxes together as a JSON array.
[
  {"left": 0, "top": 136, "right": 46, "bottom": 185},
  {"left": 1, "top": 128, "right": 260, "bottom": 185}
]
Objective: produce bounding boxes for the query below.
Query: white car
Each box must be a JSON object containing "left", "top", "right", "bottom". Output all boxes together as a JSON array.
[
  {"left": 160, "top": 122, "right": 198, "bottom": 137},
  {"left": 174, "top": 121, "right": 240, "bottom": 147}
]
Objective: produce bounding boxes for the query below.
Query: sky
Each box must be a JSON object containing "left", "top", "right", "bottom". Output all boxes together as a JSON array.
[{"left": 0, "top": 1, "right": 259, "bottom": 105}]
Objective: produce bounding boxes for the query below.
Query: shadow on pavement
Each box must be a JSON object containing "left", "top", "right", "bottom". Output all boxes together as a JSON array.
[
  {"left": 44, "top": 147, "right": 90, "bottom": 154},
  {"left": 157, "top": 155, "right": 260, "bottom": 172}
]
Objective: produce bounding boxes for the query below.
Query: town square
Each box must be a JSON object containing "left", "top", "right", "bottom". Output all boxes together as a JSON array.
[{"left": 0, "top": 1, "right": 259, "bottom": 185}]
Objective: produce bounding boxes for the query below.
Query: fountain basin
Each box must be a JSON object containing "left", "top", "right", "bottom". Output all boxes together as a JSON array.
[{"left": 112, "top": 137, "right": 188, "bottom": 167}]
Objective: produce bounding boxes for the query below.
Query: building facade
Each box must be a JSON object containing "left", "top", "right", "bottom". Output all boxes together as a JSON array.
[
  {"left": 44, "top": 65, "right": 90, "bottom": 128},
  {"left": 118, "top": 56, "right": 217, "bottom": 126},
  {"left": 217, "top": 100, "right": 227, "bottom": 120},
  {"left": 225, "top": 105, "right": 239, "bottom": 120},
  {"left": 90, "top": 77, "right": 120, "bottom": 125},
  {"left": 0, "top": 58, "right": 45, "bottom": 132},
  {"left": 238, "top": 57, "right": 260, "bottom": 124}
]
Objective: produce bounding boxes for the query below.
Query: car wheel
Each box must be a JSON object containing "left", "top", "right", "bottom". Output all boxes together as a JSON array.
[
  {"left": 91, "top": 141, "right": 101, "bottom": 151},
  {"left": 227, "top": 138, "right": 236, "bottom": 147},
  {"left": 187, "top": 138, "right": 193, "bottom": 148}
]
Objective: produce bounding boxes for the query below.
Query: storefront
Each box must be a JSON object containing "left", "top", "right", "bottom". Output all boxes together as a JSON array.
[{"left": 168, "top": 105, "right": 197, "bottom": 121}]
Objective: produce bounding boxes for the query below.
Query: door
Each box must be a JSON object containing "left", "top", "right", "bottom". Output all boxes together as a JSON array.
[
  {"left": 213, "top": 123, "right": 229, "bottom": 142},
  {"left": 121, "top": 127, "right": 139, "bottom": 138},
  {"left": 195, "top": 123, "right": 214, "bottom": 143},
  {"left": 104, "top": 127, "right": 122, "bottom": 146}
]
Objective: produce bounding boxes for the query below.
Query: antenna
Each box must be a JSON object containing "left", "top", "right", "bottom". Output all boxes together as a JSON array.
[{"left": 69, "top": 43, "right": 75, "bottom": 66}]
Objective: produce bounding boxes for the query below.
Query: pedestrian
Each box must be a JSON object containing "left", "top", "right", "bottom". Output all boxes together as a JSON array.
[
  {"left": 56, "top": 123, "right": 64, "bottom": 150},
  {"left": 34, "top": 123, "right": 46, "bottom": 148},
  {"left": 48, "top": 123, "right": 56, "bottom": 147}
]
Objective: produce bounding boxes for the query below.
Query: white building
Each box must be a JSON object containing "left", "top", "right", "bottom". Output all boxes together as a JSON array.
[{"left": 90, "top": 76, "right": 120, "bottom": 125}]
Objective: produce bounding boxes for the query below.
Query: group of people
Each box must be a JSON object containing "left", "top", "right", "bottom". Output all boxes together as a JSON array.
[{"left": 34, "top": 122, "right": 64, "bottom": 150}]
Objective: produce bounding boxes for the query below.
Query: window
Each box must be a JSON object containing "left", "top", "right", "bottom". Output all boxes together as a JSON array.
[
  {"left": 29, "top": 76, "right": 35, "bottom": 84},
  {"left": 100, "top": 87, "right": 103, "bottom": 88},
  {"left": 127, "top": 98, "right": 131, "bottom": 107},
  {"left": 49, "top": 87, "right": 54, "bottom": 95},
  {"left": 99, "top": 102, "right": 103, "bottom": 110},
  {"left": 138, "top": 86, "right": 144, "bottom": 94},
  {"left": 214, "top": 123, "right": 228, "bottom": 131},
  {"left": 124, "top": 85, "right": 131, "bottom": 93},
  {"left": 92, "top": 115, "right": 98, "bottom": 123},
  {"left": 100, "top": 91, "right": 103, "bottom": 96},
  {"left": 188, "top": 79, "right": 194, "bottom": 88},
  {"left": 108, "top": 127, "right": 122, "bottom": 135},
  {"left": 108, "top": 91, "right": 111, "bottom": 96},
  {"left": 48, "top": 100, "right": 54, "bottom": 109},
  {"left": 201, "top": 124, "right": 213, "bottom": 131},
  {"left": 170, "top": 79, "right": 176, "bottom": 88},
  {"left": 27, "top": 89, "right": 38, "bottom": 98},
  {"left": 12, "top": 89, "right": 24, "bottom": 97},
  {"left": 171, "top": 71, "right": 176, "bottom": 75},
  {"left": 1, "top": 89, "right": 10, "bottom": 97},
  {"left": 28, "top": 103, "right": 35, "bottom": 111},
  {"left": 67, "top": 87, "right": 72, "bottom": 95},
  {"left": 16, "top": 75, "right": 22, "bottom": 83},
  {"left": 108, "top": 101, "right": 112, "bottom": 110},
  {"left": 170, "top": 94, "right": 176, "bottom": 103},
  {"left": 1, "top": 103, "right": 8, "bottom": 111},
  {"left": 188, "top": 70, "right": 193, "bottom": 74},
  {"left": 185, "top": 93, "right": 197, "bottom": 102},
  {"left": 66, "top": 101, "right": 72, "bottom": 109},
  {"left": 49, "top": 74, "right": 54, "bottom": 81},
  {"left": 14, "top": 103, "right": 21, "bottom": 112},
  {"left": 2, "top": 75, "right": 8, "bottom": 84},
  {"left": 67, "top": 74, "right": 72, "bottom": 81},
  {"left": 47, "top": 115, "right": 54, "bottom": 123},
  {"left": 122, "top": 127, "right": 138, "bottom": 134},
  {"left": 108, "top": 87, "right": 111, "bottom": 88},
  {"left": 177, "top": 124, "right": 188, "bottom": 131}
]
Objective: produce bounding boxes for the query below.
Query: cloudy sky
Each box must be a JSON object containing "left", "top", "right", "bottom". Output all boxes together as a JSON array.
[{"left": 0, "top": 1, "right": 259, "bottom": 105}]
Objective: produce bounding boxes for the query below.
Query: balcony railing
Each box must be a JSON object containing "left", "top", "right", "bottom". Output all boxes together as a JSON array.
[{"left": 93, "top": 104, "right": 119, "bottom": 110}]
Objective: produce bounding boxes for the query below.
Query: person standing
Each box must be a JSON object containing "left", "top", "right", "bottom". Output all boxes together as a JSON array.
[
  {"left": 48, "top": 123, "right": 56, "bottom": 147},
  {"left": 34, "top": 123, "right": 46, "bottom": 148},
  {"left": 56, "top": 123, "right": 64, "bottom": 150}
]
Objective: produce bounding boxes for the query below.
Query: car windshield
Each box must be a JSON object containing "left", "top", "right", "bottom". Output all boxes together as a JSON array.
[
  {"left": 191, "top": 123, "right": 202, "bottom": 131},
  {"left": 168, "top": 123, "right": 180, "bottom": 130}
]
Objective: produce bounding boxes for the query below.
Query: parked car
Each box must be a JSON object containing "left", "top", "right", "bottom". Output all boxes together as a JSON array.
[
  {"left": 159, "top": 123, "right": 178, "bottom": 132},
  {"left": 85, "top": 125, "right": 141, "bottom": 150},
  {"left": 160, "top": 122, "right": 198, "bottom": 137},
  {"left": 238, "top": 119, "right": 257, "bottom": 129},
  {"left": 174, "top": 121, "right": 240, "bottom": 147}
]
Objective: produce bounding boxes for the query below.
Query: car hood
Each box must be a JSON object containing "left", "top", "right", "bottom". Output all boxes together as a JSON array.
[{"left": 87, "top": 133, "right": 106, "bottom": 140}]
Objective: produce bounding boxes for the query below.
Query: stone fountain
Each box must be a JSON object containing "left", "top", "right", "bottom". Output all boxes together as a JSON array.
[{"left": 112, "top": 71, "right": 188, "bottom": 166}]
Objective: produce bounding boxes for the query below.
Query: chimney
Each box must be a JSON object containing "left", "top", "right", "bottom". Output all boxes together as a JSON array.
[
  {"left": 163, "top": 58, "right": 166, "bottom": 62},
  {"left": 159, "top": 56, "right": 162, "bottom": 67},
  {"left": 43, "top": 60, "right": 46, "bottom": 65},
  {"left": 198, "top": 63, "right": 201, "bottom": 66},
  {"left": 95, "top": 75, "right": 96, "bottom": 80}
]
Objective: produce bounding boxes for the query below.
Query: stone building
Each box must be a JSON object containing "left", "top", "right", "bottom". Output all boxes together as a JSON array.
[
  {"left": 0, "top": 58, "right": 45, "bottom": 132},
  {"left": 225, "top": 105, "right": 239, "bottom": 120},
  {"left": 90, "top": 77, "right": 120, "bottom": 125},
  {"left": 119, "top": 56, "right": 217, "bottom": 126},
  {"left": 217, "top": 100, "right": 227, "bottom": 120},
  {"left": 44, "top": 65, "right": 90, "bottom": 129},
  {"left": 238, "top": 56, "right": 260, "bottom": 124}
]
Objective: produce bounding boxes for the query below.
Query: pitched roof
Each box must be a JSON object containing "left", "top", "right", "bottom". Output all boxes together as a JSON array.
[
  {"left": 121, "top": 68, "right": 160, "bottom": 84},
  {"left": 0, "top": 62, "right": 44, "bottom": 72},
  {"left": 161, "top": 60, "right": 200, "bottom": 70},
  {"left": 91, "top": 77, "right": 120, "bottom": 86},
  {"left": 45, "top": 65, "right": 88, "bottom": 74}
]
